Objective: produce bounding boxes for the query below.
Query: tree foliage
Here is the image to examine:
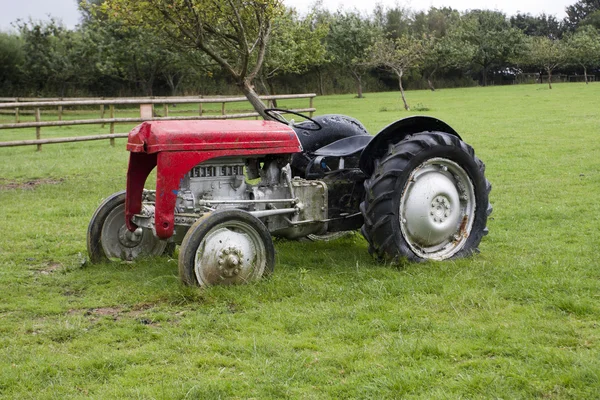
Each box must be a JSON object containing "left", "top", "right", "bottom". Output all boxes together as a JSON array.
[
  {"left": 565, "top": 0, "right": 600, "bottom": 30},
  {"left": 459, "top": 10, "right": 526, "bottom": 86},
  {"left": 98, "top": 0, "right": 284, "bottom": 117},
  {"left": 366, "top": 36, "right": 423, "bottom": 110},
  {"left": 327, "top": 11, "right": 379, "bottom": 98},
  {"left": 3, "top": 1, "right": 600, "bottom": 98},
  {"left": 564, "top": 25, "right": 600, "bottom": 83},
  {"left": 524, "top": 36, "right": 566, "bottom": 88}
]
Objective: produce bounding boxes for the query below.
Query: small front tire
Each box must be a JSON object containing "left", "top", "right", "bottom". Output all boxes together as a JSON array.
[
  {"left": 178, "top": 209, "right": 275, "bottom": 286},
  {"left": 87, "top": 191, "right": 169, "bottom": 263}
]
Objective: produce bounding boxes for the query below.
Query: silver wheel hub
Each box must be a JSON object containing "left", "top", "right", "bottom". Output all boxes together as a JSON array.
[
  {"left": 194, "top": 221, "right": 266, "bottom": 285},
  {"left": 399, "top": 158, "right": 476, "bottom": 260},
  {"left": 101, "top": 203, "right": 167, "bottom": 261},
  {"left": 218, "top": 247, "right": 244, "bottom": 277}
]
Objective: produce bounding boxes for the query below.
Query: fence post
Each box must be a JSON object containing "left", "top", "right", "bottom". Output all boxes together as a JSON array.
[
  {"left": 163, "top": 103, "right": 169, "bottom": 117},
  {"left": 199, "top": 103, "right": 203, "bottom": 117},
  {"left": 221, "top": 102, "right": 226, "bottom": 116},
  {"left": 58, "top": 105, "right": 63, "bottom": 121},
  {"left": 309, "top": 96, "right": 314, "bottom": 118},
  {"left": 109, "top": 105, "right": 115, "bottom": 147},
  {"left": 15, "top": 107, "right": 19, "bottom": 123},
  {"left": 100, "top": 104, "right": 105, "bottom": 128},
  {"left": 140, "top": 104, "right": 153, "bottom": 120},
  {"left": 35, "top": 108, "right": 42, "bottom": 152}
]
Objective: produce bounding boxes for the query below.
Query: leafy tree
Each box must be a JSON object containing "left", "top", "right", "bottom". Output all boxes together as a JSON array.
[
  {"left": 510, "top": 13, "right": 565, "bottom": 39},
  {"left": 99, "top": 0, "right": 284, "bottom": 118},
  {"left": 580, "top": 9, "right": 600, "bottom": 29},
  {"left": 524, "top": 36, "right": 566, "bottom": 89},
  {"left": 17, "top": 19, "right": 83, "bottom": 96},
  {"left": 564, "top": 25, "right": 600, "bottom": 83},
  {"left": 261, "top": 9, "right": 328, "bottom": 99},
  {"left": 327, "top": 11, "right": 379, "bottom": 98},
  {"left": 378, "top": 5, "right": 411, "bottom": 39},
  {"left": 421, "top": 32, "right": 475, "bottom": 91},
  {"left": 459, "top": 10, "right": 526, "bottom": 86},
  {"left": 0, "top": 32, "right": 24, "bottom": 93},
  {"left": 366, "top": 35, "right": 423, "bottom": 110},
  {"left": 565, "top": 0, "right": 600, "bottom": 30}
]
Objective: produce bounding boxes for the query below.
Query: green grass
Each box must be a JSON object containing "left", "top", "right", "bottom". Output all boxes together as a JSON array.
[{"left": 1, "top": 83, "right": 600, "bottom": 398}]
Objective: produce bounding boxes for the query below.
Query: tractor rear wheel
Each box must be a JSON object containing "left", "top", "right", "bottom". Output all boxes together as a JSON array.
[
  {"left": 87, "top": 191, "right": 170, "bottom": 263},
  {"left": 360, "top": 131, "right": 491, "bottom": 262},
  {"left": 178, "top": 209, "right": 275, "bottom": 286}
]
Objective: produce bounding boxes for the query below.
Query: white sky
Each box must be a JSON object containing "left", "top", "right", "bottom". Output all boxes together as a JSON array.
[{"left": 0, "top": 0, "right": 574, "bottom": 31}]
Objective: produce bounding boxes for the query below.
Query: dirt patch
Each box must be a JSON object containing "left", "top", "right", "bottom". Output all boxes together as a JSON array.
[
  {"left": 38, "top": 262, "right": 63, "bottom": 275},
  {"left": 0, "top": 177, "right": 64, "bottom": 191},
  {"left": 83, "top": 307, "right": 122, "bottom": 321}
]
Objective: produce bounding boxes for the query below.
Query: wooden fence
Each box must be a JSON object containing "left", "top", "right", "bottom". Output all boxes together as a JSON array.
[{"left": 0, "top": 94, "right": 316, "bottom": 150}]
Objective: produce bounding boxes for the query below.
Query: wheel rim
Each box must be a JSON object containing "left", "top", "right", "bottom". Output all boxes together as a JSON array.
[
  {"left": 399, "top": 157, "right": 476, "bottom": 260},
  {"left": 194, "top": 220, "right": 268, "bottom": 286},
  {"left": 101, "top": 203, "right": 167, "bottom": 261}
]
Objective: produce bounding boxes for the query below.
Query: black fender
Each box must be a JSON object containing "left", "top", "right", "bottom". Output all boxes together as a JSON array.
[
  {"left": 291, "top": 114, "right": 370, "bottom": 177},
  {"left": 359, "top": 116, "right": 461, "bottom": 175}
]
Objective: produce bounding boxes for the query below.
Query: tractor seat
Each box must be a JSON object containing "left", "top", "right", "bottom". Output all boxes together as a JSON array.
[{"left": 312, "top": 135, "right": 373, "bottom": 157}]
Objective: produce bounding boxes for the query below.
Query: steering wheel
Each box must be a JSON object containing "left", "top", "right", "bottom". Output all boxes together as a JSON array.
[{"left": 264, "top": 108, "right": 322, "bottom": 131}]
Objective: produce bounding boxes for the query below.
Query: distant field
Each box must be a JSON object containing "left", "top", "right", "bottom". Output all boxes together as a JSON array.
[{"left": 1, "top": 83, "right": 599, "bottom": 398}]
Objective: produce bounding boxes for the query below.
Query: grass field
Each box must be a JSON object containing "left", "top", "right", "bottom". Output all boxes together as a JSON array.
[{"left": 1, "top": 83, "right": 599, "bottom": 399}]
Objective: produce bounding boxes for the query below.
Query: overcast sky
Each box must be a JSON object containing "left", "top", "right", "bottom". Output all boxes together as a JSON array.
[{"left": 0, "top": 0, "right": 574, "bottom": 31}]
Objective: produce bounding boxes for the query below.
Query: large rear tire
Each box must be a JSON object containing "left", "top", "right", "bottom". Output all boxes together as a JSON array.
[{"left": 360, "top": 131, "right": 491, "bottom": 262}]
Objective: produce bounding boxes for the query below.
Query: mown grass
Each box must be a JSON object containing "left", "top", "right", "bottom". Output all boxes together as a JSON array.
[{"left": 1, "top": 83, "right": 599, "bottom": 398}]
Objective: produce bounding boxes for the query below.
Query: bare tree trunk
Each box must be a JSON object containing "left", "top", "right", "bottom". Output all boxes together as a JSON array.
[
  {"left": 257, "top": 75, "right": 270, "bottom": 95},
  {"left": 239, "top": 79, "right": 269, "bottom": 119},
  {"left": 395, "top": 70, "right": 410, "bottom": 111},
  {"left": 350, "top": 70, "right": 364, "bottom": 98},
  {"left": 267, "top": 79, "right": 278, "bottom": 108},
  {"left": 482, "top": 66, "right": 488, "bottom": 86},
  {"left": 547, "top": 68, "right": 553, "bottom": 89},
  {"left": 427, "top": 78, "right": 436, "bottom": 92},
  {"left": 426, "top": 67, "right": 438, "bottom": 91},
  {"left": 583, "top": 66, "right": 588, "bottom": 84},
  {"left": 316, "top": 67, "right": 324, "bottom": 96}
]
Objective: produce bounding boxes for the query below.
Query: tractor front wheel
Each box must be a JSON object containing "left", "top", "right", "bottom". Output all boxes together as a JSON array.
[
  {"left": 87, "top": 191, "right": 170, "bottom": 263},
  {"left": 178, "top": 209, "right": 275, "bottom": 286},
  {"left": 360, "top": 131, "right": 491, "bottom": 262}
]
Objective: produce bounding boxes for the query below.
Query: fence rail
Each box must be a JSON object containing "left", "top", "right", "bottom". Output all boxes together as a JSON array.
[{"left": 0, "top": 94, "right": 316, "bottom": 149}]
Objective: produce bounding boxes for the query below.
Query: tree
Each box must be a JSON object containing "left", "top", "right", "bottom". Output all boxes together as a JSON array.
[
  {"left": 17, "top": 19, "right": 84, "bottom": 96},
  {"left": 366, "top": 35, "right": 423, "bottom": 110},
  {"left": 459, "top": 10, "right": 526, "bottom": 86},
  {"left": 510, "top": 13, "right": 565, "bottom": 39},
  {"left": 580, "top": 9, "right": 600, "bottom": 30},
  {"left": 99, "top": 0, "right": 284, "bottom": 118},
  {"left": 0, "top": 32, "right": 24, "bottom": 94},
  {"left": 421, "top": 31, "right": 475, "bottom": 91},
  {"left": 564, "top": 25, "right": 600, "bottom": 83},
  {"left": 261, "top": 9, "right": 328, "bottom": 100},
  {"left": 327, "top": 11, "right": 379, "bottom": 98},
  {"left": 525, "top": 36, "right": 566, "bottom": 89},
  {"left": 565, "top": 0, "right": 600, "bottom": 30}
]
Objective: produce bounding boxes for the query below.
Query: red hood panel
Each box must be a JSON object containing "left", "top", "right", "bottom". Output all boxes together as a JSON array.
[{"left": 127, "top": 120, "right": 302, "bottom": 153}]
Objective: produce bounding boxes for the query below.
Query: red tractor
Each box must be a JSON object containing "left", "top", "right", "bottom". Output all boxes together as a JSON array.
[{"left": 87, "top": 110, "right": 491, "bottom": 286}]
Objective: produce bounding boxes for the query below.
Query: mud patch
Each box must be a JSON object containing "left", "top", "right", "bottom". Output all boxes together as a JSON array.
[
  {"left": 38, "top": 262, "right": 63, "bottom": 275},
  {"left": 0, "top": 177, "right": 64, "bottom": 190},
  {"left": 84, "top": 307, "right": 122, "bottom": 321}
]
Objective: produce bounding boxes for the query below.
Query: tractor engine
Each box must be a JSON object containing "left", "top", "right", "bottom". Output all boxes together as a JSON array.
[{"left": 137, "top": 156, "right": 331, "bottom": 242}]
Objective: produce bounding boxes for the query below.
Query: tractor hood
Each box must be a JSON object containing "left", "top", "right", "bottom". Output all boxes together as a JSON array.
[{"left": 127, "top": 120, "right": 302, "bottom": 154}]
